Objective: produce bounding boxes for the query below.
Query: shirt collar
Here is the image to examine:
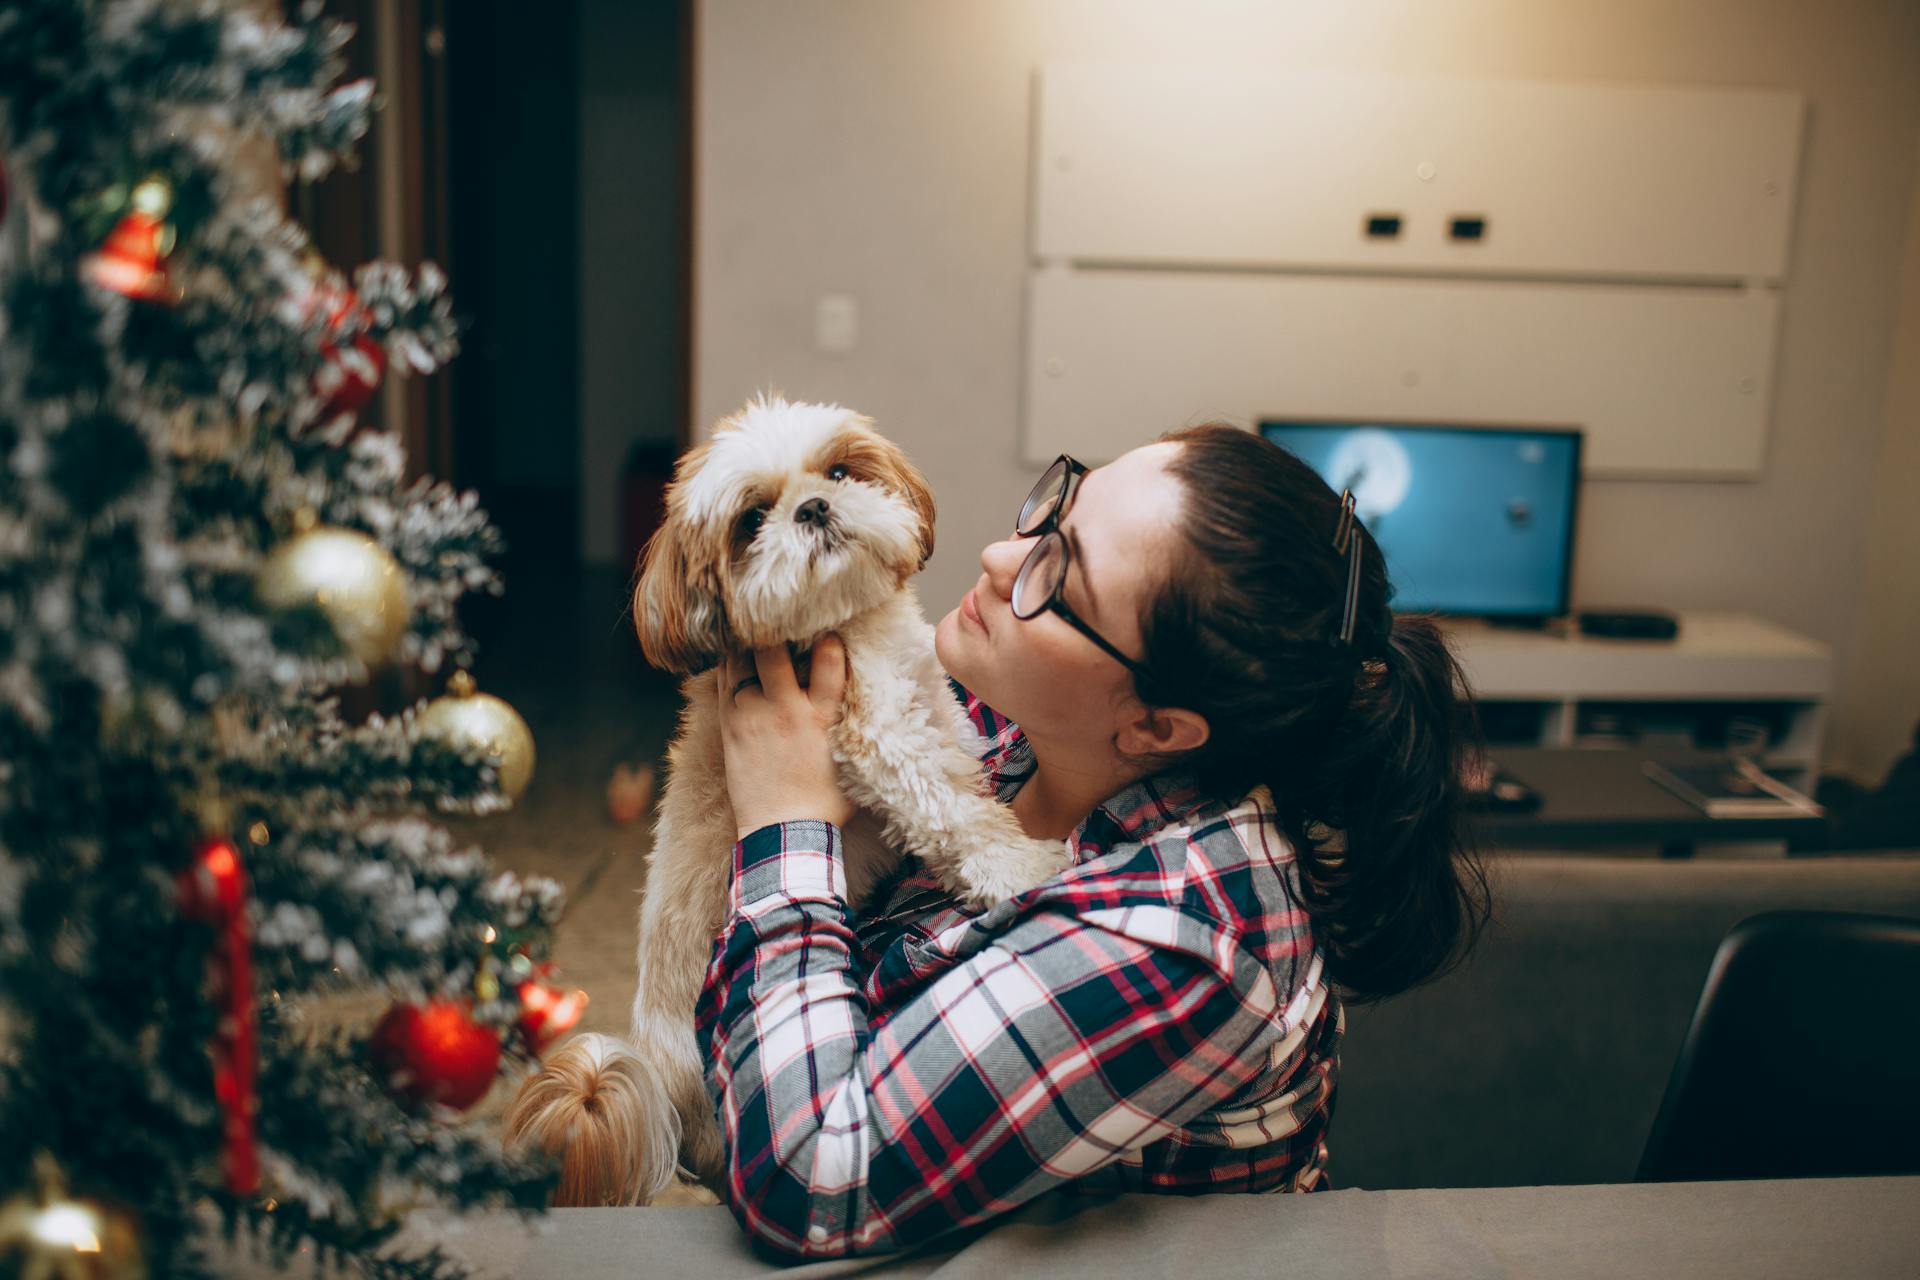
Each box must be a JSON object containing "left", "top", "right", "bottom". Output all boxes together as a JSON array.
[{"left": 1077, "top": 766, "right": 1211, "bottom": 855}]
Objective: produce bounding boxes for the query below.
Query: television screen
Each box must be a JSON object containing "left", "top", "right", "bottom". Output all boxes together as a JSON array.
[{"left": 1258, "top": 420, "right": 1583, "bottom": 619}]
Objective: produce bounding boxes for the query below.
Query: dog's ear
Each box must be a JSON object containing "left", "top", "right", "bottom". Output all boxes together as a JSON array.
[
  {"left": 898, "top": 453, "right": 937, "bottom": 569},
  {"left": 855, "top": 423, "right": 937, "bottom": 570},
  {"left": 633, "top": 518, "right": 726, "bottom": 673},
  {"left": 632, "top": 452, "right": 727, "bottom": 673}
]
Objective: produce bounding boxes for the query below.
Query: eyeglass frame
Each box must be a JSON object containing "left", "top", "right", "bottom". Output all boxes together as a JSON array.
[{"left": 1011, "top": 455, "right": 1162, "bottom": 691}]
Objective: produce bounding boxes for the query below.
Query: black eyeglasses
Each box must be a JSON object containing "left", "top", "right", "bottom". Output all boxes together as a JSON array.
[{"left": 1010, "top": 455, "right": 1159, "bottom": 688}]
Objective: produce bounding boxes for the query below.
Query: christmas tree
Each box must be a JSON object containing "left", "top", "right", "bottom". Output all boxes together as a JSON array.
[{"left": 0, "top": 2, "right": 574, "bottom": 1275}]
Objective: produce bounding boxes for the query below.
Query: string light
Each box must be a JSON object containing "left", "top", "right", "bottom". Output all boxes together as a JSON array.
[{"left": 30, "top": 1203, "right": 103, "bottom": 1253}]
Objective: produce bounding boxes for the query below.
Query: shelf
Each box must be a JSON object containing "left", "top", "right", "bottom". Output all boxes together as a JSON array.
[
  {"left": 1443, "top": 612, "right": 1832, "bottom": 701},
  {"left": 1443, "top": 612, "right": 1832, "bottom": 774}
]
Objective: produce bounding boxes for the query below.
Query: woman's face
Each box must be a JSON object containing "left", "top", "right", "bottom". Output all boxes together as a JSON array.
[{"left": 934, "top": 441, "right": 1186, "bottom": 758}]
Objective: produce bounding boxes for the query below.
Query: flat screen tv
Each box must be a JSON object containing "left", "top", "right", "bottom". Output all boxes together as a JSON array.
[{"left": 1258, "top": 419, "right": 1583, "bottom": 621}]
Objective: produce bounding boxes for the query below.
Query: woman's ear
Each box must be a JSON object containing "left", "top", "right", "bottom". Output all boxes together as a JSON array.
[
  {"left": 1119, "top": 705, "right": 1211, "bottom": 758},
  {"left": 632, "top": 460, "right": 727, "bottom": 673}
]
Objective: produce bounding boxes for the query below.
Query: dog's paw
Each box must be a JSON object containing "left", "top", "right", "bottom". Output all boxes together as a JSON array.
[{"left": 956, "top": 839, "right": 1073, "bottom": 910}]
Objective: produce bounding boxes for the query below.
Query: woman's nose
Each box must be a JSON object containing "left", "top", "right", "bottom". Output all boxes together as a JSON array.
[{"left": 979, "top": 536, "right": 1027, "bottom": 597}]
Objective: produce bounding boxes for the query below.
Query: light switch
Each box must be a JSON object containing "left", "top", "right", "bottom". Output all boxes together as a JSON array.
[{"left": 815, "top": 294, "right": 859, "bottom": 355}]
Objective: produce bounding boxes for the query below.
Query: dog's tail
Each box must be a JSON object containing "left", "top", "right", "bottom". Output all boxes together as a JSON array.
[{"left": 502, "top": 1031, "right": 684, "bottom": 1206}]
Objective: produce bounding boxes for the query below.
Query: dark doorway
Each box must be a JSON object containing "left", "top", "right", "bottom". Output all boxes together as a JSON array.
[
  {"left": 445, "top": 1, "right": 584, "bottom": 612},
  {"left": 444, "top": 0, "right": 690, "bottom": 670}
]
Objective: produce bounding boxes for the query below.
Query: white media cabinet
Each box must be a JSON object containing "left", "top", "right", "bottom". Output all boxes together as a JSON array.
[{"left": 1441, "top": 611, "right": 1832, "bottom": 783}]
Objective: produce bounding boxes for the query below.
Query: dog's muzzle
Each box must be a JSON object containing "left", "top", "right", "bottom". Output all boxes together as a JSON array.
[{"left": 796, "top": 497, "right": 845, "bottom": 555}]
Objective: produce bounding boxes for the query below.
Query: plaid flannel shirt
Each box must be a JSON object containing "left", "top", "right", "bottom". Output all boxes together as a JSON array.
[{"left": 694, "top": 685, "right": 1342, "bottom": 1259}]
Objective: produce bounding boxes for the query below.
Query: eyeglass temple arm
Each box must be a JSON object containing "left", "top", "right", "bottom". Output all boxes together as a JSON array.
[{"left": 1052, "top": 597, "right": 1157, "bottom": 684}]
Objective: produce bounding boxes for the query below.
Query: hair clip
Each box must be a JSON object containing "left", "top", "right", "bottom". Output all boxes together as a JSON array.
[
  {"left": 1333, "top": 490, "right": 1361, "bottom": 647},
  {"left": 1332, "top": 489, "right": 1358, "bottom": 555}
]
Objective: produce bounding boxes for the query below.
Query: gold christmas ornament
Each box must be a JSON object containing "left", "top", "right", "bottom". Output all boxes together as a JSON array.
[
  {"left": 0, "top": 1153, "right": 147, "bottom": 1280},
  {"left": 416, "top": 670, "right": 536, "bottom": 805},
  {"left": 255, "top": 512, "right": 408, "bottom": 669}
]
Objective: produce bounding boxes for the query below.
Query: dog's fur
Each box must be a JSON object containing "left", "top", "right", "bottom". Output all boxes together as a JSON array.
[{"left": 502, "top": 397, "right": 1070, "bottom": 1205}]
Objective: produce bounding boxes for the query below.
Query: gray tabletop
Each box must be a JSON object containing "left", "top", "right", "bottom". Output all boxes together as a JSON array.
[
  {"left": 235, "top": 1176, "right": 1920, "bottom": 1278},
  {"left": 1473, "top": 747, "right": 1827, "bottom": 850}
]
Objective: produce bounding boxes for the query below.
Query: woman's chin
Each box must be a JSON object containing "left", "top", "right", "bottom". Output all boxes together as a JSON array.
[{"left": 933, "top": 607, "right": 969, "bottom": 675}]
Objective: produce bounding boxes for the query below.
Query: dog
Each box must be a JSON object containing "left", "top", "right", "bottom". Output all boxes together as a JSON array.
[{"left": 502, "top": 396, "right": 1071, "bottom": 1205}]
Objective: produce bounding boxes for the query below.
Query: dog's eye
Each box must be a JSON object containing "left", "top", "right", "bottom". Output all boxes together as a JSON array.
[
  {"left": 826, "top": 464, "right": 851, "bottom": 482},
  {"left": 737, "top": 508, "right": 766, "bottom": 539}
]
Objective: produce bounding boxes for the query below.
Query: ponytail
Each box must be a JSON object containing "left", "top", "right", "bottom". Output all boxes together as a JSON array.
[
  {"left": 1143, "top": 425, "right": 1490, "bottom": 1003},
  {"left": 1296, "top": 613, "right": 1490, "bottom": 1001}
]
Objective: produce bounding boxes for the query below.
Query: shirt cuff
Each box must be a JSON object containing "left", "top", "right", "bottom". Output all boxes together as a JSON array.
[{"left": 729, "top": 819, "right": 848, "bottom": 913}]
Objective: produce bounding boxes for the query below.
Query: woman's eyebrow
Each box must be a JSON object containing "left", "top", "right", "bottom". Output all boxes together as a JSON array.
[{"left": 1063, "top": 522, "right": 1100, "bottom": 615}]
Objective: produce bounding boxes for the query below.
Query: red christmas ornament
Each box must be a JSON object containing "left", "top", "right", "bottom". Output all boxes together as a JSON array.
[
  {"left": 302, "top": 271, "right": 387, "bottom": 420},
  {"left": 83, "top": 175, "right": 179, "bottom": 304},
  {"left": 175, "top": 835, "right": 260, "bottom": 1196},
  {"left": 517, "top": 977, "right": 589, "bottom": 1055},
  {"left": 317, "top": 328, "right": 386, "bottom": 420},
  {"left": 369, "top": 999, "right": 502, "bottom": 1112},
  {"left": 84, "top": 210, "right": 177, "bottom": 303}
]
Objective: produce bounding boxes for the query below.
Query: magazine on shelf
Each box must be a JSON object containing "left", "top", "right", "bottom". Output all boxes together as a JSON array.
[{"left": 1640, "top": 758, "right": 1825, "bottom": 819}]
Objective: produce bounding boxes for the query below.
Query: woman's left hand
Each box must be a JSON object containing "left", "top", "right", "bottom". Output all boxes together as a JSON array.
[{"left": 717, "top": 637, "right": 856, "bottom": 840}]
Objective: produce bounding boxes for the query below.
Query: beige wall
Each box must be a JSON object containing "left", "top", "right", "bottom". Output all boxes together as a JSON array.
[
  {"left": 693, "top": 0, "right": 1920, "bottom": 780},
  {"left": 1839, "top": 136, "right": 1920, "bottom": 785}
]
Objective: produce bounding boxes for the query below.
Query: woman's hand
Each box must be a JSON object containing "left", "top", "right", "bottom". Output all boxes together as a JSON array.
[{"left": 717, "top": 637, "right": 855, "bottom": 840}]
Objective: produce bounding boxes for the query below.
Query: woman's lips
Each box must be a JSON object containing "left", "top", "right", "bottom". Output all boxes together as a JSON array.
[{"left": 960, "top": 588, "right": 988, "bottom": 634}]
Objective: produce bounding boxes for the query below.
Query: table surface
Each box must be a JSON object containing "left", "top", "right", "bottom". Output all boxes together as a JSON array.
[
  {"left": 1472, "top": 747, "right": 1826, "bottom": 848},
  {"left": 233, "top": 1176, "right": 1920, "bottom": 1279}
]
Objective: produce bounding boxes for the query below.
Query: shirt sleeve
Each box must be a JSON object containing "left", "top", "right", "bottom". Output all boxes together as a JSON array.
[{"left": 692, "top": 819, "right": 1277, "bottom": 1259}]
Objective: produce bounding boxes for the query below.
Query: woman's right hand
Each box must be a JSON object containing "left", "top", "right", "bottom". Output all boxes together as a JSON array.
[{"left": 715, "top": 637, "right": 856, "bottom": 840}]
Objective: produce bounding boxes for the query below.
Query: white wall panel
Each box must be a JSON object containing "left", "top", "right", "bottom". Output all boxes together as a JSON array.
[
  {"left": 1023, "top": 268, "right": 1780, "bottom": 477},
  {"left": 1035, "top": 64, "right": 1804, "bottom": 283}
]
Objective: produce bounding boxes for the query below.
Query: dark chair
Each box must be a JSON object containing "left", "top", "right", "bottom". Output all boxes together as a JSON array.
[{"left": 1637, "top": 910, "right": 1920, "bottom": 1182}]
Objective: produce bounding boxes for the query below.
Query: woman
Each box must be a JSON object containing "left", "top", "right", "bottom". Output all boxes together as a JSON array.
[{"left": 700, "top": 423, "right": 1489, "bottom": 1258}]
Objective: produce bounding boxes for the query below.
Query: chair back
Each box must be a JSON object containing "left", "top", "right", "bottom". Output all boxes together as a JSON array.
[{"left": 1637, "top": 910, "right": 1920, "bottom": 1182}]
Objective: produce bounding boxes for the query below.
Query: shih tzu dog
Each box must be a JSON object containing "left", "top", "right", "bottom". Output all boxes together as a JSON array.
[{"left": 502, "top": 395, "right": 1070, "bottom": 1206}]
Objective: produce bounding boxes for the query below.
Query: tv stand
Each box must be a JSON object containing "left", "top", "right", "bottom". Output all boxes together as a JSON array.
[{"left": 1441, "top": 611, "right": 1832, "bottom": 781}]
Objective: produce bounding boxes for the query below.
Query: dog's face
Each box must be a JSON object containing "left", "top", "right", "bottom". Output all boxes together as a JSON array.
[{"left": 632, "top": 397, "right": 936, "bottom": 673}]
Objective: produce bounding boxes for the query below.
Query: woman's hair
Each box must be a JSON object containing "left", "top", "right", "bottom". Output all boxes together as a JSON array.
[{"left": 1139, "top": 423, "right": 1491, "bottom": 1003}]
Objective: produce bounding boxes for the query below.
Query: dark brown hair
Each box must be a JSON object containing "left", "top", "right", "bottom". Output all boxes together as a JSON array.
[{"left": 1140, "top": 424, "right": 1491, "bottom": 1002}]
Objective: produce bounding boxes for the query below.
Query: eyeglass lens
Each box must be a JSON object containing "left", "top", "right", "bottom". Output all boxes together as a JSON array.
[
  {"left": 1017, "top": 458, "right": 1071, "bottom": 536},
  {"left": 1012, "top": 531, "right": 1065, "bottom": 619}
]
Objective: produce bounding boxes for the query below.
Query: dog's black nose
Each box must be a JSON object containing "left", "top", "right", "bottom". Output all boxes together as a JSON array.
[{"left": 795, "top": 497, "right": 831, "bottom": 527}]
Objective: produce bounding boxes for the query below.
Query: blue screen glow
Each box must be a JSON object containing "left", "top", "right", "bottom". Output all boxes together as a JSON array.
[{"left": 1259, "top": 421, "right": 1582, "bottom": 617}]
